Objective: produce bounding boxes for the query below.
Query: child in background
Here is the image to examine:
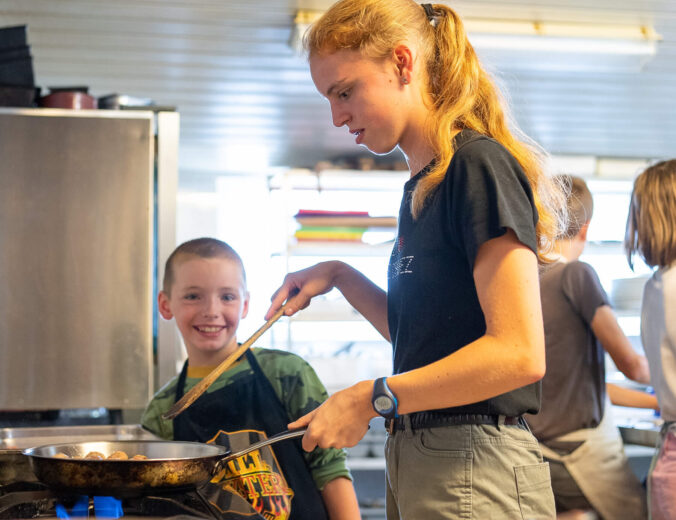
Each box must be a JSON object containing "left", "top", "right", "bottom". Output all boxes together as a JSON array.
[
  {"left": 142, "top": 237, "right": 360, "bottom": 520},
  {"left": 625, "top": 160, "right": 676, "bottom": 520},
  {"left": 528, "top": 175, "right": 654, "bottom": 520}
]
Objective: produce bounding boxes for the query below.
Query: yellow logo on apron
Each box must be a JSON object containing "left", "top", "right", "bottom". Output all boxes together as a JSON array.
[{"left": 209, "top": 429, "right": 294, "bottom": 520}]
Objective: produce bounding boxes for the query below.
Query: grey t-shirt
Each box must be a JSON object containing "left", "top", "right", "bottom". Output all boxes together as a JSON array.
[{"left": 526, "top": 260, "right": 609, "bottom": 442}]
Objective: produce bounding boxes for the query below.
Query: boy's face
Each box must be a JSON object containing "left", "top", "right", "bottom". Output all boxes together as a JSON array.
[{"left": 158, "top": 256, "right": 249, "bottom": 366}]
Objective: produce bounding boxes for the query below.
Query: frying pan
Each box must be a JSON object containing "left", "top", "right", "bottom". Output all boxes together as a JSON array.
[{"left": 22, "top": 429, "right": 306, "bottom": 495}]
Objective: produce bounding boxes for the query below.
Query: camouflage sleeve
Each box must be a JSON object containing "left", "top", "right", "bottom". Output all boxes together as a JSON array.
[
  {"left": 254, "top": 348, "right": 352, "bottom": 490},
  {"left": 140, "top": 377, "right": 179, "bottom": 440}
]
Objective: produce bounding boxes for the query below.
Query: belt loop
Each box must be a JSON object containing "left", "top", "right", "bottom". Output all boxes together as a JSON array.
[
  {"left": 520, "top": 416, "right": 533, "bottom": 434},
  {"left": 403, "top": 414, "right": 414, "bottom": 438},
  {"left": 497, "top": 414, "right": 506, "bottom": 431}
]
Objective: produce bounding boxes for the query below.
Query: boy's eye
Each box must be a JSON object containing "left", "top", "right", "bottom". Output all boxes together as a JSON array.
[
  {"left": 183, "top": 293, "right": 199, "bottom": 301},
  {"left": 221, "top": 294, "right": 236, "bottom": 302},
  {"left": 338, "top": 89, "right": 350, "bottom": 100}
]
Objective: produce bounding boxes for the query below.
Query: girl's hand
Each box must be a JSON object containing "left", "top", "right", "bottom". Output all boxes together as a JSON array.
[
  {"left": 265, "top": 261, "right": 345, "bottom": 320},
  {"left": 288, "top": 380, "right": 376, "bottom": 451}
]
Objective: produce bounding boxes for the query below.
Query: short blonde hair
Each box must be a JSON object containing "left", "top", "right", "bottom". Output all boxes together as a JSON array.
[
  {"left": 556, "top": 175, "right": 593, "bottom": 239},
  {"left": 163, "top": 237, "right": 246, "bottom": 295},
  {"left": 624, "top": 159, "right": 676, "bottom": 269}
]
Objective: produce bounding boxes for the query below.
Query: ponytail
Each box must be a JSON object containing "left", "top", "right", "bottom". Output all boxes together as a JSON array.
[
  {"left": 415, "top": 4, "right": 565, "bottom": 258},
  {"left": 305, "top": 0, "right": 566, "bottom": 259}
]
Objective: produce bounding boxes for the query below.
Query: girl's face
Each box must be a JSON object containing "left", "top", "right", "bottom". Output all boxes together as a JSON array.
[
  {"left": 310, "top": 49, "right": 413, "bottom": 156},
  {"left": 158, "top": 257, "right": 249, "bottom": 366}
]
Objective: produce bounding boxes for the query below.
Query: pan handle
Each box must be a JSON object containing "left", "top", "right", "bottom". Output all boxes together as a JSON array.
[{"left": 212, "top": 428, "right": 307, "bottom": 476}]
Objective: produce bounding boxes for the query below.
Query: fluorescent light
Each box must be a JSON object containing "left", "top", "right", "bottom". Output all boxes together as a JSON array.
[
  {"left": 466, "top": 20, "right": 661, "bottom": 72},
  {"left": 290, "top": 10, "right": 661, "bottom": 73},
  {"left": 289, "top": 10, "right": 322, "bottom": 55}
]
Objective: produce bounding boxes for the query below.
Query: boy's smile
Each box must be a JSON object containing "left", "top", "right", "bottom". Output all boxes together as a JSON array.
[{"left": 158, "top": 256, "right": 249, "bottom": 366}]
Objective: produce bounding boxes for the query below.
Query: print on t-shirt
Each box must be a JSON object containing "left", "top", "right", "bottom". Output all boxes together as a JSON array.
[{"left": 388, "top": 254, "right": 414, "bottom": 280}]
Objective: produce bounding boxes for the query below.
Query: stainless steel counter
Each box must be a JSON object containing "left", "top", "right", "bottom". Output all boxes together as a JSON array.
[
  {"left": 613, "top": 403, "right": 662, "bottom": 448},
  {"left": 0, "top": 423, "right": 159, "bottom": 451},
  {"left": 619, "top": 423, "right": 660, "bottom": 447},
  {"left": 0, "top": 424, "right": 161, "bottom": 484}
]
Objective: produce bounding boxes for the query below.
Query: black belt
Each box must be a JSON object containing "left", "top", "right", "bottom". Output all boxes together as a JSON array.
[{"left": 384, "top": 412, "right": 521, "bottom": 434}]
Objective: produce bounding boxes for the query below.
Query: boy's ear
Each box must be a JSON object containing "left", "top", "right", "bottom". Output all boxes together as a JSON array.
[
  {"left": 241, "top": 291, "right": 250, "bottom": 320},
  {"left": 578, "top": 221, "right": 590, "bottom": 242},
  {"left": 158, "top": 291, "right": 174, "bottom": 320}
]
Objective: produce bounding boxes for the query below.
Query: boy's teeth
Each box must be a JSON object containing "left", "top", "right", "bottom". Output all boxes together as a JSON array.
[{"left": 198, "top": 326, "right": 221, "bottom": 332}]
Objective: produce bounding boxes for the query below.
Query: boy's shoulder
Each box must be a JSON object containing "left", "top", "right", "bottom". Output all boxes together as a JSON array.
[
  {"left": 562, "top": 259, "right": 599, "bottom": 278},
  {"left": 252, "top": 347, "right": 312, "bottom": 373},
  {"left": 148, "top": 373, "right": 181, "bottom": 402},
  {"left": 251, "top": 347, "right": 329, "bottom": 407}
]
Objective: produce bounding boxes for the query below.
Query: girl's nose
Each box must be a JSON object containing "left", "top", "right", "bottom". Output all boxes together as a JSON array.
[{"left": 330, "top": 103, "right": 349, "bottom": 128}]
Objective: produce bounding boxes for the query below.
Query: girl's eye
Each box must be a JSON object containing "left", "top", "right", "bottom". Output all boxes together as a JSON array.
[{"left": 338, "top": 89, "right": 350, "bottom": 100}]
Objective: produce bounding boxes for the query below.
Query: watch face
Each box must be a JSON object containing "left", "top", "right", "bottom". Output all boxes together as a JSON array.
[{"left": 374, "top": 395, "right": 394, "bottom": 414}]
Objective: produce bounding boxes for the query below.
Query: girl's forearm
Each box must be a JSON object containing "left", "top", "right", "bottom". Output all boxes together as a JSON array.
[
  {"left": 332, "top": 262, "right": 389, "bottom": 340},
  {"left": 387, "top": 333, "right": 544, "bottom": 415}
]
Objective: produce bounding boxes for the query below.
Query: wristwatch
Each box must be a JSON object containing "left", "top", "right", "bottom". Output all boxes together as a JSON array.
[{"left": 372, "top": 377, "right": 398, "bottom": 419}]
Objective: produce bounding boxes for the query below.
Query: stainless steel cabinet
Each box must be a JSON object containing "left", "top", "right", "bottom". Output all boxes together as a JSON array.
[{"left": 0, "top": 108, "right": 178, "bottom": 410}]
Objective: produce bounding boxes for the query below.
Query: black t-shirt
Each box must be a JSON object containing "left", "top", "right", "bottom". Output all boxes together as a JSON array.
[{"left": 387, "top": 129, "right": 541, "bottom": 416}]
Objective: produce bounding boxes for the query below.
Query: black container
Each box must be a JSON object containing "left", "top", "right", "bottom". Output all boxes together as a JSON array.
[
  {"left": 0, "top": 84, "right": 39, "bottom": 107},
  {"left": 0, "top": 45, "right": 30, "bottom": 63},
  {"left": 0, "top": 25, "right": 27, "bottom": 50},
  {"left": 0, "top": 26, "right": 34, "bottom": 88},
  {"left": 0, "top": 58, "right": 34, "bottom": 86}
]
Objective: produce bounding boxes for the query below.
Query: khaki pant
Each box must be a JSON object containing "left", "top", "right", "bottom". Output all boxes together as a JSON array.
[{"left": 384, "top": 417, "right": 555, "bottom": 519}]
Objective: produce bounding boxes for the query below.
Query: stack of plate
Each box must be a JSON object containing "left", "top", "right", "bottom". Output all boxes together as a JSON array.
[
  {"left": 0, "top": 25, "right": 38, "bottom": 107},
  {"left": 610, "top": 275, "right": 650, "bottom": 311}
]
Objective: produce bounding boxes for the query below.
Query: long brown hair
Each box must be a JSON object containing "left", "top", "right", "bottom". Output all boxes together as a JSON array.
[
  {"left": 625, "top": 159, "right": 676, "bottom": 269},
  {"left": 304, "top": 0, "right": 565, "bottom": 258}
]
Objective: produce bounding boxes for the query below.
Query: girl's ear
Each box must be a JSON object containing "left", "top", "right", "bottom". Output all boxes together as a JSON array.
[
  {"left": 158, "top": 291, "right": 174, "bottom": 320},
  {"left": 393, "top": 43, "right": 414, "bottom": 83}
]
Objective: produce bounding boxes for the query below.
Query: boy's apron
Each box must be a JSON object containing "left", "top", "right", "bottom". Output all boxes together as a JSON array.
[
  {"left": 173, "top": 349, "right": 328, "bottom": 520},
  {"left": 539, "top": 400, "right": 647, "bottom": 520},
  {"left": 648, "top": 421, "right": 676, "bottom": 520}
]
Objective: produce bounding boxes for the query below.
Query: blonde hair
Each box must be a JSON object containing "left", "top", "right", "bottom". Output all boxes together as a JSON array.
[
  {"left": 624, "top": 159, "right": 676, "bottom": 269},
  {"left": 163, "top": 237, "right": 246, "bottom": 295},
  {"left": 556, "top": 175, "right": 593, "bottom": 238},
  {"left": 304, "top": 0, "right": 565, "bottom": 258}
]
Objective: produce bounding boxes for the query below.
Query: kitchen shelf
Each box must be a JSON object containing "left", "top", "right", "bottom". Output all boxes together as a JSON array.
[
  {"left": 267, "top": 168, "right": 403, "bottom": 352},
  {"left": 289, "top": 299, "right": 363, "bottom": 322},
  {"left": 346, "top": 457, "right": 386, "bottom": 470},
  {"left": 268, "top": 168, "right": 409, "bottom": 192},
  {"left": 283, "top": 241, "right": 395, "bottom": 257}
]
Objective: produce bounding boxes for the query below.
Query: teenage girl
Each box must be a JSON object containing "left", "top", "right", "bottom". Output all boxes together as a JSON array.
[
  {"left": 625, "top": 159, "right": 676, "bottom": 520},
  {"left": 266, "top": 1, "right": 566, "bottom": 518}
]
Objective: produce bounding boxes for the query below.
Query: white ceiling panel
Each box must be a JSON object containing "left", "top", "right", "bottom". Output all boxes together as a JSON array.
[{"left": 1, "top": 0, "right": 675, "bottom": 187}]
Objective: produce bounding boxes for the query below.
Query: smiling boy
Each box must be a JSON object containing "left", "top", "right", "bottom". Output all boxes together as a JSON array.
[{"left": 142, "top": 237, "right": 360, "bottom": 520}]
